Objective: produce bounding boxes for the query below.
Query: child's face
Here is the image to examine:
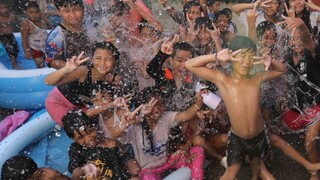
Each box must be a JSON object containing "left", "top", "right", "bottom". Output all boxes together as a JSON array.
[
  {"left": 187, "top": 6, "right": 201, "bottom": 22},
  {"left": 208, "top": 2, "right": 220, "bottom": 13},
  {"left": 92, "top": 91, "right": 112, "bottom": 106},
  {"left": 289, "top": 0, "right": 305, "bottom": 13},
  {"left": 58, "top": 5, "right": 84, "bottom": 26},
  {"left": 140, "top": 27, "right": 158, "bottom": 45},
  {"left": 197, "top": 25, "right": 212, "bottom": 45},
  {"left": 0, "top": 4, "right": 9, "bottom": 17},
  {"left": 289, "top": 30, "right": 304, "bottom": 53},
  {"left": 74, "top": 126, "right": 99, "bottom": 147},
  {"left": 260, "top": 29, "right": 277, "bottom": 48},
  {"left": 215, "top": 15, "right": 230, "bottom": 32},
  {"left": 172, "top": 50, "right": 193, "bottom": 78},
  {"left": 232, "top": 49, "right": 256, "bottom": 76},
  {"left": 92, "top": 49, "right": 116, "bottom": 75},
  {"left": 25, "top": 7, "right": 41, "bottom": 21},
  {"left": 263, "top": 0, "right": 279, "bottom": 16}
]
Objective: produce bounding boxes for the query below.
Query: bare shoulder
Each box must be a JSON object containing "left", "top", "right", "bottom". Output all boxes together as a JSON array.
[{"left": 74, "top": 65, "right": 89, "bottom": 82}]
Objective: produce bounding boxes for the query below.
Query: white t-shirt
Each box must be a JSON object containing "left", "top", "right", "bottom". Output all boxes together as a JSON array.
[
  {"left": 310, "top": 11, "right": 320, "bottom": 30},
  {"left": 126, "top": 111, "right": 178, "bottom": 169}
]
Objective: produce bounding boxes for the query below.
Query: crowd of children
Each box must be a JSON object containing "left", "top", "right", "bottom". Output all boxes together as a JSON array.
[{"left": 1, "top": 0, "right": 320, "bottom": 179}]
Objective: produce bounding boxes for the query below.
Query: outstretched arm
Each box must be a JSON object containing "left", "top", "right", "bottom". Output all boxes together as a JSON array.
[
  {"left": 253, "top": 53, "right": 287, "bottom": 81},
  {"left": 231, "top": 0, "right": 271, "bottom": 14},
  {"left": 185, "top": 49, "right": 241, "bottom": 83},
  {"left": 174, "top": 92, "right": 204, "bottom": 123},
  {"left": 45, "top": 52, "right": 89, "bottom": 85}
]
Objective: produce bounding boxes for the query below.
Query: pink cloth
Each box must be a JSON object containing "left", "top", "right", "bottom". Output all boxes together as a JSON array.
[
  {"left": 139, "top": 146, "right": 205, "bottom": 180},
  {"left": 45, "top": 87, "right": 86, "bottom": 126},
  {"left": 84, "top": 0, "right": 95, "bottom": 4},
  {"left": 0, "top": 111, "right": 30, "bottom": 142}
]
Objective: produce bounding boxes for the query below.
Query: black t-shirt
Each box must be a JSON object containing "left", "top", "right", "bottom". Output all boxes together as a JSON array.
[
  {"left": 68, "top": 142, "right": 129, "bottom": 179},
  {"left": 286, "top": 48, "right": 320, "bottom": 110}
]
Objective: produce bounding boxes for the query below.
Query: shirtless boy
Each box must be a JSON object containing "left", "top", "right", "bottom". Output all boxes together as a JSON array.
[{"left": 185, "top": 36, "right": 287, "bottom": 180}]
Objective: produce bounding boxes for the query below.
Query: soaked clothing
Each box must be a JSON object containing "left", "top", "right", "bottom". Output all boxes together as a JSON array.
[
  {"left": 98, "top": 111, "right": 136, "bottom": 165},
  {"left": 26, "top": 19, "right": 47, "bottom": 51},
  {"left": 227, "top": 130, "right": 269, "bottom": 166},
  {"left": 146, "top": 51, "right": 197, "bottom": 111},
  {"left": 126, "top": 112, "right": 178, "bottom": 169},
  {"left": 45, "top": 24, "right": 92, "bottom": 66},
  {"left": 57, "top": 68, "right": 94, "bottom": 106},
  {"left": 46, "top": 68, "right": 102, "bottom": 125},
  {"left": 68, "top": 142, "right": 130, "bottom": 179},
  {"left": 285, "top": 49, "right": 320, "bottom": 111},
  {"left": 0, "top": 33, "right": 19, "bottom": 58}
]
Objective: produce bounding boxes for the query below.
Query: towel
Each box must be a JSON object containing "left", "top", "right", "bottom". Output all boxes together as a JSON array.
[{"left": 0, "top": 111, "right": 30, "bottom": 142}]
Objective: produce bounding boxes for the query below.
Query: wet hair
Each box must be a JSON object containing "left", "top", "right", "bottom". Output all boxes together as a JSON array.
[
  {"left": 1, "top": 155, "right": 38, "bottom": 180},
  {"left": 207, "top": 0, "right": 220, "bottom": 7},
  {"left": 133, "top": 87, "right": 164, "bottom": 155},
  {"left": 194, "top": 16, "right": 215, "bottom": 31},
  {"left": 54, "top": 0, "right": 84, "bottom": 10},
  {"left": 256, "top": 21, "right": 277, "bottom": 40},
  {"left": 138, "top": 21, "right": 161, "bottom": 37},
  {"left": 62, "top": 111, "right": 97, "bottom": 139},
  {"left": 172, "top": 42, "right": 195, "bottom": 58},
  {"left": 222, "top": 8, "right": 232, "bottom": 19},
  {"left": 23, "top": 1, "right": 40, "bottom": 11},
  {"left": 92, "top": 42, "right": 120, "bottom": 62},
  {"left": 183, "top": 1, "right": 202, "bottom": 18},
  {"left": 214, "top": 9, "right": 231, "bottom": 23},
  {"left": 229, "top": 36, "right": 257, "bottom": 52}
]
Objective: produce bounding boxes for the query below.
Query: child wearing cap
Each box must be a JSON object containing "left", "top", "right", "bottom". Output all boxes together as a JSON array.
[{"left": 186, "top": 36, "right": 287, "bottom": 179}]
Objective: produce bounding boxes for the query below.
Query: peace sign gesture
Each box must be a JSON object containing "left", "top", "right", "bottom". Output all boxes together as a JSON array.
[
  {"left": 284, "top": 2, "right": 295, "bottom": 18},
  {"left": 139, "top": 98, "right": 158, "bottom": 116},
  {"left": 247, "top": 2, "right": 262, "bottom": 24},
  {"left": 253, "top": 53, "right": 272, "bottom": 71},
  {"left": 65, "top": 51, "right": 90, "bottom": 73},
  {"left": 160, "top": 34, "right": 180, "bottom": 55},
  {"left": 215, "top": 49, "right": 242, "bottom": 62}
]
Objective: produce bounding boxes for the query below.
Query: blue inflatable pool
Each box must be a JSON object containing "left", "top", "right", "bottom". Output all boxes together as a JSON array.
[{"left": 0, "top": 33, "right": 56, "bottom": 110}]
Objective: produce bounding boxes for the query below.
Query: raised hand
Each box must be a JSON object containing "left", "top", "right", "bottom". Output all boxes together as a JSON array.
[
  {"left": 207, "top": 27, "right": 220, "bottom": 42},
  {"left": 278, "top": 15, "right": 304, "bottom": 31},
  {"left": 120, "top": 104, "right": 143, "bottom": 126},
  {"left": 215, "top": 49, "right": 242, "bottom": 62},
  {"left": 247, "top": 2, "right": 262, "bottom": 24},
  {"left": 305, "top": 0, "right": 320, "bottom": 11},
  {"left": 160, "top": 34, "right": 179, "bottom": 55},
  {"left": 256, "top": 0, "right": 272, "bottom": 9},
  {"left": 284, "top": 3, "right": 295, "bottom": 18},
  {"left": 83, "top": 163, "right": 100, "bottom": 179},
  {"left": 140, "top": 98, "right": 158, "bottom": 116},
  {"left": 65, "top": 51, "right": 89, "bottom": 72},
  {"left": 253, "top": 53, "right": 272, "bottom": 71}
]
